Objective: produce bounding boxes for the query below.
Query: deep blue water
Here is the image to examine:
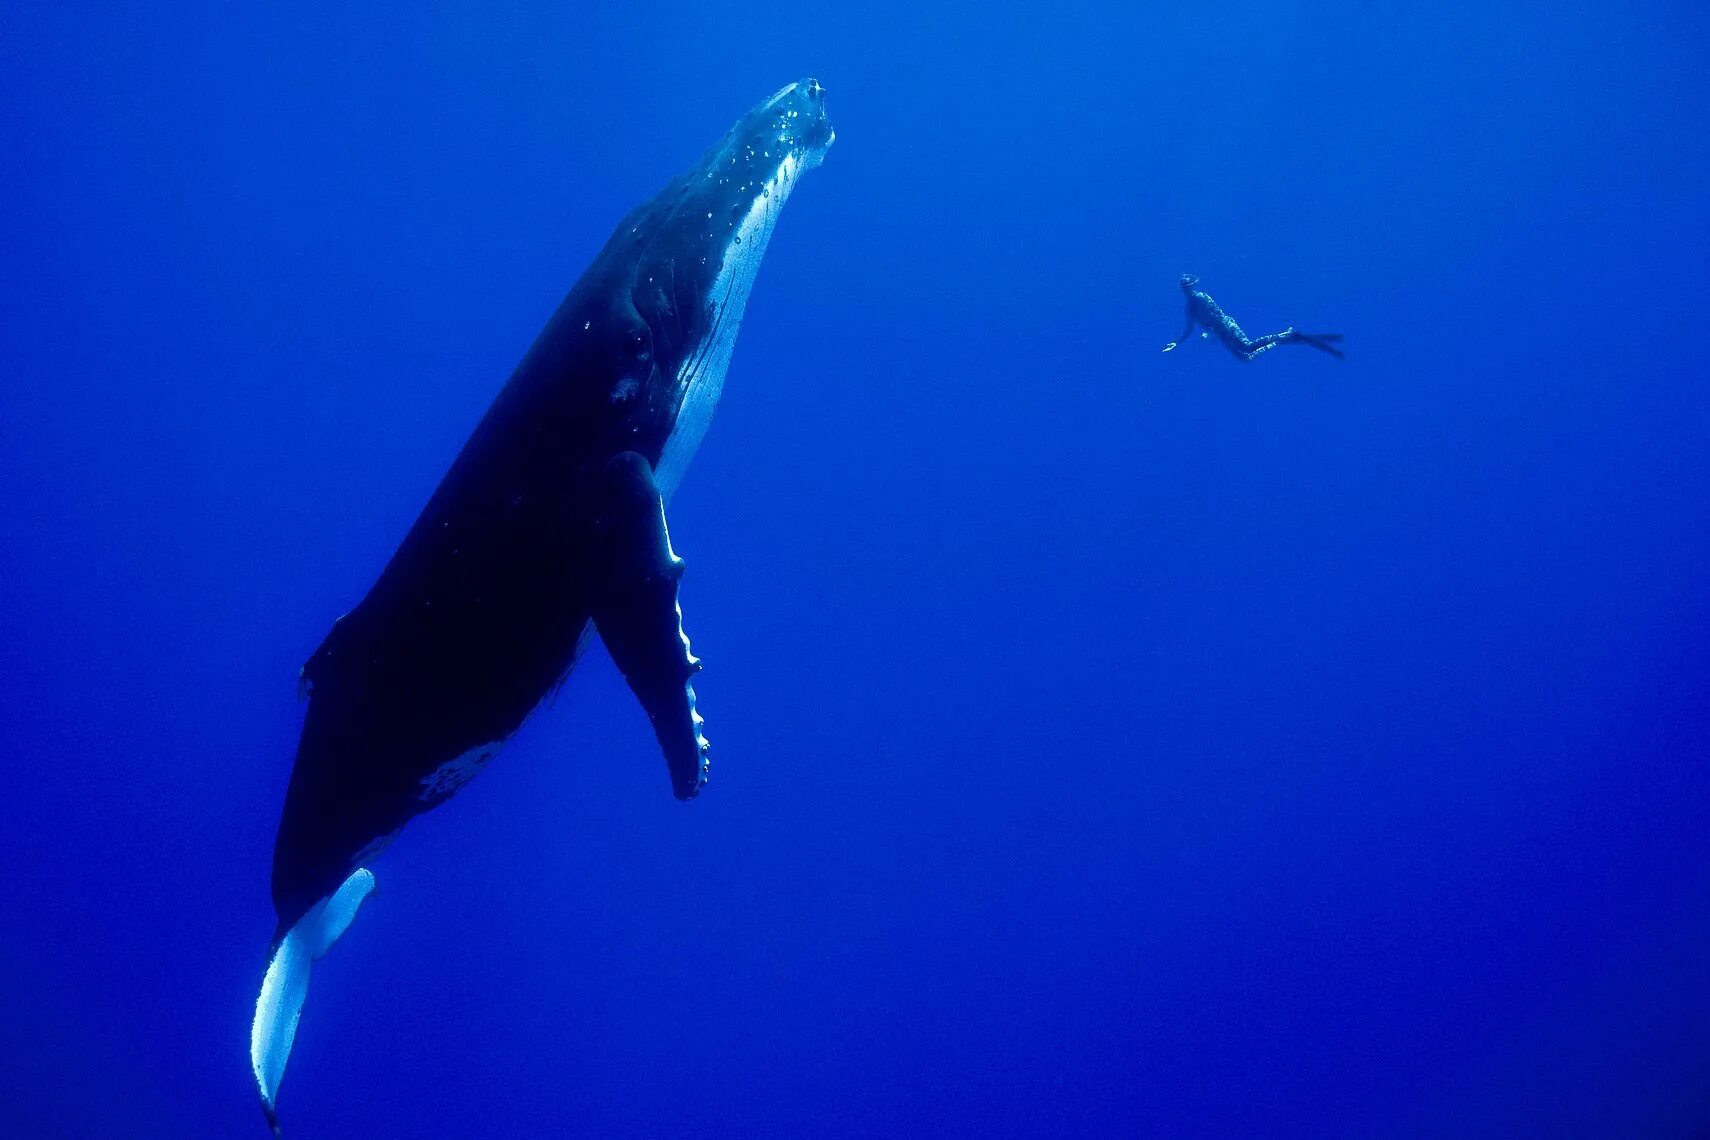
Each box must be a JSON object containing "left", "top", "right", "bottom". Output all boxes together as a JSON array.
[{"left": 3, "top": 3, "right": 1709, "bottom": 1136}]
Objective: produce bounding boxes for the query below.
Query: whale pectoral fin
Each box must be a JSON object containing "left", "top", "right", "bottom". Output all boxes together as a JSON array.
[
  {"left": 589, "top": 451, "right": 709, "bottom": 801},
  {"left": 251, "top": 868, "right": 377, "bottom": 1134}
]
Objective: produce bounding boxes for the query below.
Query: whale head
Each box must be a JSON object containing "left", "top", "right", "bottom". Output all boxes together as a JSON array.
[{"left": 620, "top": 78, "right": 834, "bottom": 492}]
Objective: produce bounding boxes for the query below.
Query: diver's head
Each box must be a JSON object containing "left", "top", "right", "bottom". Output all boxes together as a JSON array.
[{"left": 1179, "top": 273, "right": 1200, "bottom": 292}]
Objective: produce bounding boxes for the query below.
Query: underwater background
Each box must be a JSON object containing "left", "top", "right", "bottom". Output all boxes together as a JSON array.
[{"left": 3, "top": 1, "right": 1708, "bottom": 1136}]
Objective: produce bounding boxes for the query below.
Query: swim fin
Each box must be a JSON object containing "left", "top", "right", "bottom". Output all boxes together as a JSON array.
[{"left": 1293, "top": 332, "right": 1345, "bottom": 359}]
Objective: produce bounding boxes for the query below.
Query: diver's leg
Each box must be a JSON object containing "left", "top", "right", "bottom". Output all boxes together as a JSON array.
[
  {"left": 1240, "top": 329, "right": 1295, "bottom": 360},
  {"left": 1215, "top": 318, "right": 1259, "bottom": 361}
]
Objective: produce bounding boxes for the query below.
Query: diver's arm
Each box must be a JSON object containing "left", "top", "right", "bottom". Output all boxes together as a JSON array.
[{"left": 1162, "top": 308, "right": 1197, "bottom": 352}]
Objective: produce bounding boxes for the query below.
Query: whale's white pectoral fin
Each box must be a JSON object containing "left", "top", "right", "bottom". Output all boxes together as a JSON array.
[
  {"left": 589, "top": 451, "right": 710, "bottom": 802},
  {"left": 251, "top": 868, "right": 377, "bottom": 1134}
]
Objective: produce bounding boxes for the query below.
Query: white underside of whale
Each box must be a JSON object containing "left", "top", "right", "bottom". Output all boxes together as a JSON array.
[{"left": 654, "top": 151, "right": 800, "bottom": 499}]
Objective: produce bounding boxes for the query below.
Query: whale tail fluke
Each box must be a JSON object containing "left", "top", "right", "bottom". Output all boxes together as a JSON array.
[{"left": 251, "top": 868, "right": 377, "bottom": 1134}]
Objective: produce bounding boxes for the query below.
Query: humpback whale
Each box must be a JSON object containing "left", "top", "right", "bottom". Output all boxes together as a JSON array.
[{"left": 250, "top": 79, "right": 833, "bottom": 1132}]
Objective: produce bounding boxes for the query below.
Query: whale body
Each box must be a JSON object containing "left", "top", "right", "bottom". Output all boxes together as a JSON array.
[{"left": 251, "top": 79, "right": 833, "bottom": 1132}]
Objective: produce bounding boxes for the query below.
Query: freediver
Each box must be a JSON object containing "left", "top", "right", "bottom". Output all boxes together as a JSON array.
[{"left": 1162, "top": 274, "right": 1344, "bottom": 361}]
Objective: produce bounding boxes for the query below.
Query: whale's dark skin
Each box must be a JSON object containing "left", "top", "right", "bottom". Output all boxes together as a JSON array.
[{"left": 267, "top": 80, "right": 833, "bottom": 946}]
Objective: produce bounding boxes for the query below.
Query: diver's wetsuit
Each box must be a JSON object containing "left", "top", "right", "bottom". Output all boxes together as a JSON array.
[{"left": 1163, "top": 275, "right": 1343, "bottom": 361}]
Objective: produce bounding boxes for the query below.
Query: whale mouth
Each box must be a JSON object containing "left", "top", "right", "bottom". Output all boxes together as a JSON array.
[
  {"left": 755, "top": 77, "right": 834, "bottom": 170},
  {"left": 633, "top": 79, "right": 830, "bottom": 495}
]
